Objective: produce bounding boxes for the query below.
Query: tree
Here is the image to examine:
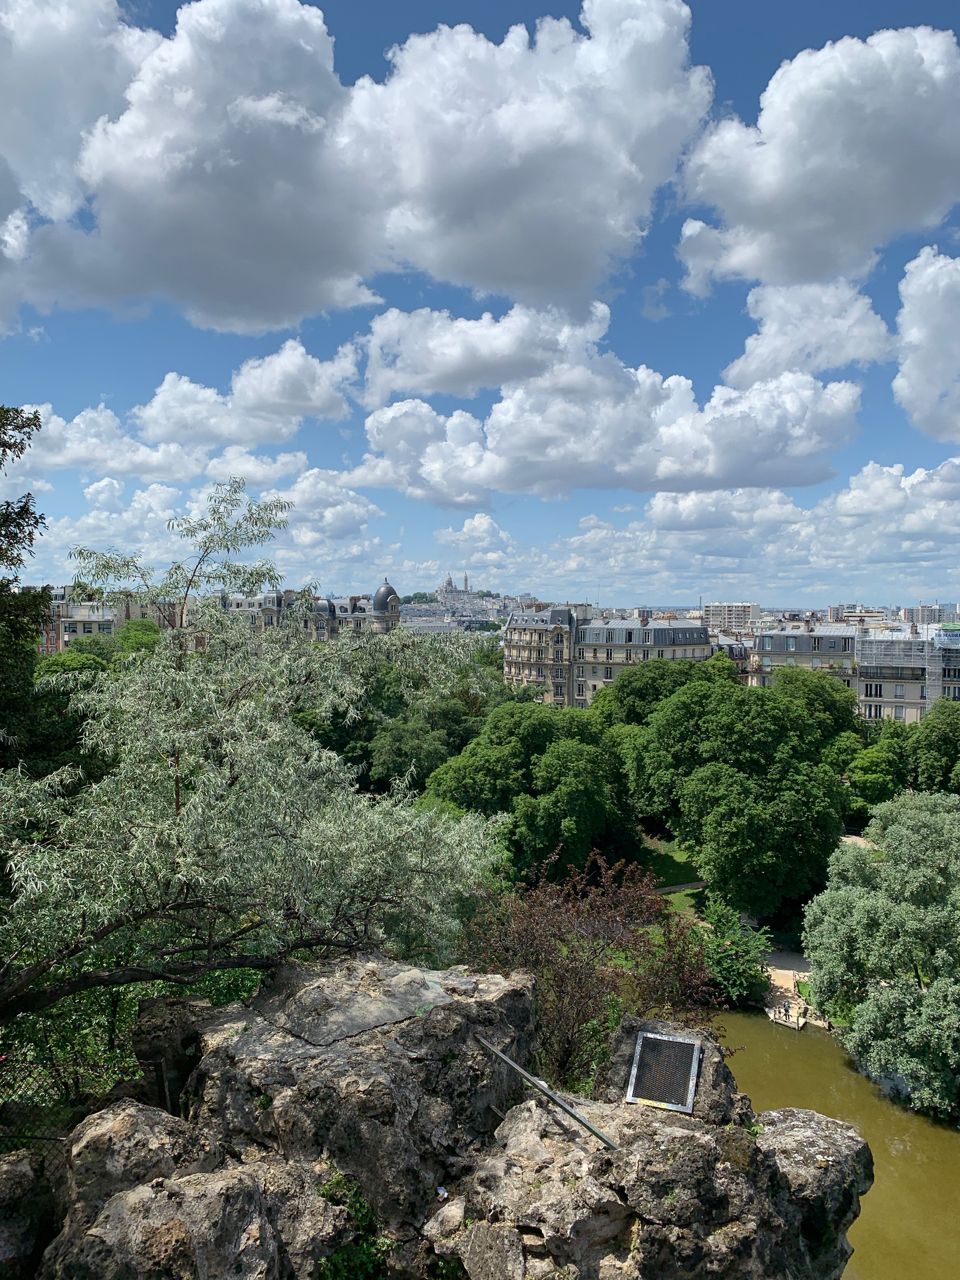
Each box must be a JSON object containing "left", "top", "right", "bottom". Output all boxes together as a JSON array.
[
  {"left": 426, "top": 701, "right": 629, "bottom": 873},
  {"left": 1, "top": 406, "right": 48, "bottom": 768},
  {"left": 698, "top": 895, "right": 772, "bottom": 1007},
  {"left": 458, "top": 857, "right": 713, "bottom": 1089},
  {"left": 909, "top": 699, "right": 960, "bottom": 793},
  {"left": 803, "top": 792, "right": 960, "bottom": 1118},
  {"left": 589, "top": 653, "right": 737, "bottom": 729},
  {"left": 620, "top": 677, "right": 847, "bottom": 916},
  {"left": 0, "top": 483, "right": 499, "bottom": 1027}
]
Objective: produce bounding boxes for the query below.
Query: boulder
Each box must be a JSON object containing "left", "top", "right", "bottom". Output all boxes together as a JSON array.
[
  {"left": 39, "top": 960, "right": 871, "bottom": 1280},
  {"left": 0, "top": 1148, "right": 58, "bottom": 1278},
  {"left": 180, "top": 957, "right": 535, "bottom": 1228},
  {"left": 427, "top": 1091, "right": 872, "bottom": 1279}
]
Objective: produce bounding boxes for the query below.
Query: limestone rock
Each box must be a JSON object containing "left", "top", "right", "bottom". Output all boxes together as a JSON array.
[
  {"left": 181, "top": 957, "right": 535, "bottom": 1228},
  {"left": 0, "top": 1148, "right": 58, "bottom": 1278},
  {"left": 427, "top": 1089, "right": 872, "bottom": 1279}
]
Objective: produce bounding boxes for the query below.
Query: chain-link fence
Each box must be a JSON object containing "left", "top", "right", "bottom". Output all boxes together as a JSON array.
[{"left": 0, "top": 1055, "right": 151, "bottom": 1174}]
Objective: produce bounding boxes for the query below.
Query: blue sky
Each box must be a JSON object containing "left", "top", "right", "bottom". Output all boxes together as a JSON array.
[{"left": 2, "top": 0, "right": 960, "bottom": 606}]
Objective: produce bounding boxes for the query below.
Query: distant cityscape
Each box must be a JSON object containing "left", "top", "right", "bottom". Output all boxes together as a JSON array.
[{"left": 23, "top": 574, "right": 960, "bottom": 727}]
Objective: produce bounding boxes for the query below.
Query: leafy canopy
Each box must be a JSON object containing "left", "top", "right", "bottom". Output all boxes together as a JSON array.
[{"left": 803, "top": 792, "right": 960, "bottom": 1118}]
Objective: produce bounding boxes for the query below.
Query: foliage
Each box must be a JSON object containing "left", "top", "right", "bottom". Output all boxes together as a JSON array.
[
  {"left": 1, "top": 406, "right": 48, "bottom": 769},
  {"left": 0, "top": 483, "right": 501, "bottom": 1028},
  {"left": 399, "top": 592, "right": 437, "bottom": 605},
  {"left": 70, "top": 476, "right": 292, "bottom": 629},
  {"left": 909, "top": 699, "right": 960, "bottom": 793},
  {"left": 588, "top": 653, "right": 738, "bottom": 729},
  {"left": 619, "top": 671, "right": 848, "bottom": 917},
  {"left": 316, "top": 1174, "right": 391, "bottom": 1279},
  {"left": 803, "top": 792, "right": 960, "bottom": 1118},
  {"left": 698, "top": 896, "right": 771, "bottom": 1007},
  {"left": 427, "top": 702, "right": 630, "bottom": 874},
  {"left": 301, "top": 633, "right": 517, "bottom": 791},
  {"left": 458, "top": 856, "right": 713, "bottom": 1090}
]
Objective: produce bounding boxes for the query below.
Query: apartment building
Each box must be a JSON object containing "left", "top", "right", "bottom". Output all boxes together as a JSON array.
[
  {"left": 748, "top": 625, "right": 857, "bottom": 689},
  {"left": 223, "top": 579, "right": 401, "bottom": 640},
  {"left": 748, "top": 622, "right": 960, "bottom": 723},
  {"left": 702, "top": 601, "right": 760, "bottom": 632},
  {"left": 502, "top": 608, "right": 711, "bottom": 708}
]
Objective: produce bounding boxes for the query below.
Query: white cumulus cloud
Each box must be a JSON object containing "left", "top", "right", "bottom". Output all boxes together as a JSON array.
[
  {"left": 680, "top": 26, "right": 960, "bottom": 292},
  {"left": 893, "top": 246, "right": 960, "bottom": 443}
]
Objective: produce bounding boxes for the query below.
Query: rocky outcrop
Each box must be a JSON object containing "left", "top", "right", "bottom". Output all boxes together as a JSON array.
[
  {"left": 33, "top": 958, "right": 872, "bottom": 1279},
  {"left": 426, "top": 1095, "right": 872, "bottom": 1278},
  {"left": 0, "top": 1148, "right": 58, "bottom": 1278}
]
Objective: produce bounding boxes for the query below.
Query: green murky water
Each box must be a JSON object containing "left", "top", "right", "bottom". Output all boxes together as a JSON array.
[{"left": 719, "top": 1012, "right": 960, "bottom": 1280}]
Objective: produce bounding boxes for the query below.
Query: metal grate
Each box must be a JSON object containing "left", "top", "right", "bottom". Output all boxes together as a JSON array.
[{"left": 626, "top": 1032, "right": 701, "bottom": 1113}]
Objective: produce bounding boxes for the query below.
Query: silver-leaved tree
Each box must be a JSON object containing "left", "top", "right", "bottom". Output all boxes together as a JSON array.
[{"left": 0, "top": 480, "right": 499, "bottom": 1024}]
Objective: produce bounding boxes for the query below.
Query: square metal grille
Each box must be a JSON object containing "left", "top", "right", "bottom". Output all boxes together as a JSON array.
[{"left": 625, "top": 1032, "right": 701, "bottom": 1113}]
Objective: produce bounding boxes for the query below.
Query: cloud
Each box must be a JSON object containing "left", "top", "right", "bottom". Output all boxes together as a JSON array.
[
  {"left": 680, "top": 26, "right": 960, "bottom": 292},
  {"left": 349, "top": 347, "right": 861, "bottom": 502},
  {"left": 205, "top": 447, "right": 307, "bottom": 485},
  {"left": 435, "top": 512, "right": 512, "bottom": 548},
  {"left": 362, "top": 302, "right": 609, "bottom": 408},
  {"left": 0, "top": 0, "right": 711, "bottom": 331},
  {"left": 134, "top": 340, "right": 355, "bottom": 446},
  {"left": 264, "top": 468, "right": 384, "bottom": 544},
  {"left": 724, "top": 281, "right": 892, "bottom": 387},
  {"left": 22, "top": 402, "right": 208, "bottom": 480},
  {"left": 893, "top": 245, "right": 960, "bottom": 442},
  {"left": 82, "top": 476, "right": 124, "bottom": 509},
  {"left": 343, "top": 0, "right": 711, "bottom": 308}
]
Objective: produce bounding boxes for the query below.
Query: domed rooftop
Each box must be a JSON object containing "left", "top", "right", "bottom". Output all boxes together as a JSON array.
[{"left": 372, "top": 578, "right": 399, "bottom": 612}]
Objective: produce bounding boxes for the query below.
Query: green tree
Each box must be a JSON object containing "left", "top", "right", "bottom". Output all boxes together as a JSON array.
[
  {"left": 803, "top": 792, "right": 960, "bottom": 1118},
  {"left": 589, "top": 654, "right": 736, "bottom": 729},
  {"left": 909, "top": 699, "right": 960, "bottom": 793},
  {"left": 1, "top": 405, "right": 48, "bottom": 769},
  {"left": 698, "top": 895, "right": 772, "bottom": 1007},
  {"left": 621, "top": 678, "right": 846, "bottom": 916},
  {"left": 0, "top": 483, "right": 499, "bottom": 1027}
]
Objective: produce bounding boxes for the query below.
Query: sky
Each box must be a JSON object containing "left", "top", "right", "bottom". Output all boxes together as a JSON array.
[{"left": 2, "top": 0, "right": 960, "bottom": 607}]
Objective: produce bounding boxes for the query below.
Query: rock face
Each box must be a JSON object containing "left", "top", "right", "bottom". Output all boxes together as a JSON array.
[
  {"left": 33, "top": 960, "right": 872, "bottom": 1280},
  {"left": 0, "top": 1148, "right": 58, "bottom": 1278}
]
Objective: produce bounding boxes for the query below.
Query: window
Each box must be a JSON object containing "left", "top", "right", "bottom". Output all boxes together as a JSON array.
[
  {"left": 864, "top": 704, "right": 883, "bottom": 719},
  {"left": 592, "top": 648, "right": 598, "bottom": 659},
  {"left": 626, "top": 630, "right": 633, "bottom": 643},
  {"left": 576, "top": 666, "right": 584, "bottom": 678},
  {"left": 576, "top": 682, "right": 585, "bottom": 697},
  {"left": 842, "top": 638, "right": 852, "bottom": 653},
  {"left": 894, "top": 683, "right": 905, "bottom": 698},
  {"left": 605, "top": 648, "right": 613, "bottom": 661},
  {"left": 828, "top": 640, "right": 837, "bottom": 650},
  {"left": 920, "top": 685, "right": 927, "bottom": 700},
  {"left": 64, "top": 622, "right": 78, "bottom": 634},
  {"left": 811, "top": 637, "right": 821, "bottom": 652},
  {"left": 643, "top": 632, "right": 651, "bottom": 644},
  {"left": 554, "top": 666, "right": 564, "bottom": 678},
  {"left": 82, "top": 622, "right": 94, "bottom": 634},
  {"left": 554, "top": 683, "right": 564, "bottom": 699},
  {"left": 625, "top": 648, "right": 633, "bottom": 663},
  {"left": 762, "top": 637, "right": 772, "bottom": 651},
  {"left": 537, "top": 666, "right": 544, "bottom": 678},
  {"left": 786, "top": 636, "right": 796, "bottom": 651},
  {"left": 577, "top": 647, "right": 585, "bottom": 659},
  {"left": 604, "top": 666, "right": 613, "bottom": 680},
  {"left": 100, "top": 623, "right": 112, "bottom": 634},
  {"left": 894, "top": 705, "right": 906, "bottom": 720},
  {"left": 657, "top": 649, "right": 665, "bottom": 659},
  {"left": 949, "top": 686, "right": 960, "bottom": 701},
  {"left": 642, "top": 650, "right": 649, "bottom": 661},
  {"left": 864, "top": 682, "right": 883, "bottom": 699}
]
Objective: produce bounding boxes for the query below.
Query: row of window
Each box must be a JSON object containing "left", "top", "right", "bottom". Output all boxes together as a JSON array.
[{"left": 63, "top": 622, "right": 113, "bottom": 635}]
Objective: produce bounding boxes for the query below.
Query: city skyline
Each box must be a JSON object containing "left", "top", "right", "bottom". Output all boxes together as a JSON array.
[{"left": 2, "top": 0, "right": 960, "bottom": 604}]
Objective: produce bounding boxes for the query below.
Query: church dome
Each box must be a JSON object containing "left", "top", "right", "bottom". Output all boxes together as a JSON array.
[{"left": 372, "top": 578, "right": 399, "bottom": 612}]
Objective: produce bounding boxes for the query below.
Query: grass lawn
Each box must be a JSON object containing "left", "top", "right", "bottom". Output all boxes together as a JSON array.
[
  {"left": 664, "top": 885, "right": 707, "bottom": 918},
  {"left": 643, "top": 836, "right": 696, "bottom": 888}
]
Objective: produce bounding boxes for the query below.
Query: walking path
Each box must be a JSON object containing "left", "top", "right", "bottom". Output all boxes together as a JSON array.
[{"left": 764, "top": 949, "right": 828, "bottom": 1030}]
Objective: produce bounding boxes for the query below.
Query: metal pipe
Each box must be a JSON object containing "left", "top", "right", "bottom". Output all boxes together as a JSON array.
[{"left": 474, "top": 1034, "right": 618, "bottom": 1151}]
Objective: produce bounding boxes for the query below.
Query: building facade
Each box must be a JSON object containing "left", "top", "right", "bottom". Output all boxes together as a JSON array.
[
  {"left": 747, "top": 622, "right": 960, "bottom": 723},
  {"left": 702, "top": 601, "right": 760, "bottom": 632},
  {"left": 223, "top": 579, "right": 401, "bottom": 641},
  {"left": 503, "top": 609, "right": 711, "bottom": 708}
]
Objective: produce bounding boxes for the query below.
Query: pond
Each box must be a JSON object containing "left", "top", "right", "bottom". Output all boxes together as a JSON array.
[{"left": 719, "top": 1011, "right": 960, "bottom": 1280}]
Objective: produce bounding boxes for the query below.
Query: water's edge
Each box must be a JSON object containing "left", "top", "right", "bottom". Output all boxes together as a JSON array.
[{"left": 718, "top": 1011, "right": 960, "bottom": 1280}]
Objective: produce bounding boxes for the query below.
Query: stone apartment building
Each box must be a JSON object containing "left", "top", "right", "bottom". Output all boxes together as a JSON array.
[
  {"left": 747, "top": 622, "right": 960, "bottom": 723},
  {"left": 503, "top": 608, "right": 711, "bottom": 708},
  {"left": 223, "top": 579, "right": 401, "bottom": 640}
]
